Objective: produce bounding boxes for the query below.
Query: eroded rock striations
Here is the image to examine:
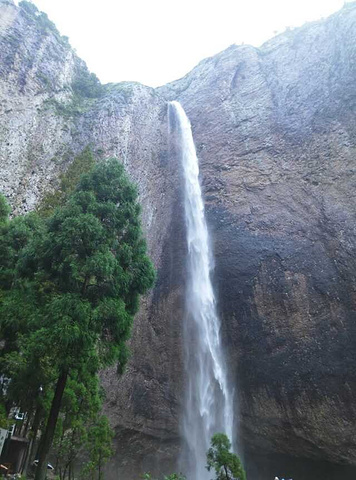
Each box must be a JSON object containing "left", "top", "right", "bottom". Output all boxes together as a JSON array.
[{"left": 1, "top": 1, "right": 356, "bottom": 479}]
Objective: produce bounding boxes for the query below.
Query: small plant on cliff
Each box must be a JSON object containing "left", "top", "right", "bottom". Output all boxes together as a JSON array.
[{"left": 206, "top": 433, "right": 246, "bottom": 480}]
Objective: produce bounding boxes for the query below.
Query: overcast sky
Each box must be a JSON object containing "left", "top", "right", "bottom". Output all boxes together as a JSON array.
[{"left": 22, "top": 0, "right": 346, "bottom": 87}]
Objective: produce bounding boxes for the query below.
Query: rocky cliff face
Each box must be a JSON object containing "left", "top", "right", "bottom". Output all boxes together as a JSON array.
[
  {"left": 159, "top": 5, "right": 356, "bottom": 478},
  {"left": 1, "top": 1, "right": 356, "bottom": 479},
  {"left": 0, "top": 0, "right": 185, "bottom": 474}
]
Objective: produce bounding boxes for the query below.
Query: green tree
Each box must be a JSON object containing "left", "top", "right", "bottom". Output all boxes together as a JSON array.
[
  {"left": 0, "top": 403, "right": 10, "bottom": 429},
  {"left": 143, "top": 473, "right": 186, "bottom": 480},
  {"left": 0, "top": 203, "right": 48, "bottom": 408},
  {"left": 1, "top": 159, "right": 155, "bottom": 480},
  {"left": 164, "top": 475, "right": 186, "bottom": 480},
  {"left": 52, "top": 372, "right": 107, "bottom": 480},
  {"left": 0, "top": 194, "right": 10, "bottom": 225},
  {"left": 206, "top": 433, "right": 246, "bottom": 480},
  {"left": 80, "top": 415, "right": 113, "bottom": 480}
]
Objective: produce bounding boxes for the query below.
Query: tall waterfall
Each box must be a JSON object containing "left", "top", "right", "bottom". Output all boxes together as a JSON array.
[{"left": 169, "top": 101, "right": 234, "bottom": 480}]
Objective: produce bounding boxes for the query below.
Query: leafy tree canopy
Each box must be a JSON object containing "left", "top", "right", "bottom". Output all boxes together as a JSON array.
[
  {"left": 206, "top": 433, "right": 246, "bottom": 480},
  {"left": 0, "top": 194, "right": 10, "bottom": 225},
  {"left": 0, "top": 158, "right": 155, "bottom": 480}
]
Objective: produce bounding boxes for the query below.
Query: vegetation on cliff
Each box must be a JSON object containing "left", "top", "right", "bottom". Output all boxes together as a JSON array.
[
  {"left": 19, "top": 0, "right": 105, "bottom": 117},
  {"left": 0, "top": 159, "right": 155, "bottom": 479},
  {"left": 19, "top": 1, "right": 69, "bottom": 46},
  {"left": 37, "top": 147, "right": 96, "bottom": 217}
]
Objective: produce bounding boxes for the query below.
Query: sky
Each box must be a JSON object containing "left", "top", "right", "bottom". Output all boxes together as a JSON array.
[{"left": 20, "top": 0, "right": 347, "bottom": 87}]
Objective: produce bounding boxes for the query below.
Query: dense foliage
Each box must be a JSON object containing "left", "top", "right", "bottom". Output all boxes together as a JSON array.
[
  {"left": 0, "top": 158, "right": 155, "bottom": 479},
  {"left": 53, "top": 374, "right": 113, "bottom": 480}
]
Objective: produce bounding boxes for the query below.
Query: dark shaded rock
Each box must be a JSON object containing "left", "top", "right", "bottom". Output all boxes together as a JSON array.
[{"left": 159, "top": 3, "right": 356, "bottom": 475}]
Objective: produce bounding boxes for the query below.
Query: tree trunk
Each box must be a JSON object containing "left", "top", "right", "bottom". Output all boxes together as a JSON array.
[
  {"left": 54, "top": 430, "right": 64, "bottom": 472},
  {"left": 21, "top": 440, "right": 31, "bottom": 475},
  {"left": 98, "top": 451, "right": 102, "bottom": 480},
  {"left": 23, "top": 408, "right": 32, "bottom": 436},
  {"left": 23, "top": 404, "right": 43, "bottom": 475},
  {"left": 34, "top": 370, "right": 68, "bottom": 480}
]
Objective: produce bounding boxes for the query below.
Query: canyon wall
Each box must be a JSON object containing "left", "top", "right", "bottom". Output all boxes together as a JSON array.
[
  {"left": 1, "top": 1, "right": 356, "bottom": 479},
  {"left": 160, "top": 5, "right": 356, "bottom": 477}
]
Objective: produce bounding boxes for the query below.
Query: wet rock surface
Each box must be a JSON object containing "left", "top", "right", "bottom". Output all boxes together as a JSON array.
[
  {"left": 1, "top": 1, "right": 356, "bottom": 479},
  {"left": 160, "top": 5, "right": 356, "bottom": 475}
]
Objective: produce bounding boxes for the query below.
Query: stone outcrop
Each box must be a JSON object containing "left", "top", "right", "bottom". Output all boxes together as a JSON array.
[{"left": 1, "top": 1, "right": 356, "bottom": 479}]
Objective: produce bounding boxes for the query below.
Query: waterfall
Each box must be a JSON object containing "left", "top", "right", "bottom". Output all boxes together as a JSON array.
[{"left": 169, "top": 101, "right": 234, "bottom": 480}]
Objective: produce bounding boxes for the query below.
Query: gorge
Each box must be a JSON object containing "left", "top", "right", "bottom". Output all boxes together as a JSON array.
[{"left": 0, "top": 1, "right": 356, "bottom": 479}]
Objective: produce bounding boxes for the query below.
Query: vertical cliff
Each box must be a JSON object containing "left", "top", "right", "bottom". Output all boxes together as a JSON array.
[
  {"left": 0, "top": 1, "right": 186, "bottom": 474},
  {"left": 160, "top": 4, "right": 356, "bottom": 478},
  {"left": 1, "top": 1, "right": 356, "bottom": 479}
]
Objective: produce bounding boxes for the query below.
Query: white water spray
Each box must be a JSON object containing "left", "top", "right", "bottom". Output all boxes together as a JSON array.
[{"left": 169, "top": 101, "right": 234, "bottom": 480}]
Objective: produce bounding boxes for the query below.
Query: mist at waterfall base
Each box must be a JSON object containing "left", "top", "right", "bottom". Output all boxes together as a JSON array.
[{"left": 169, "top": 101, "right": 236, "bottom": 480}]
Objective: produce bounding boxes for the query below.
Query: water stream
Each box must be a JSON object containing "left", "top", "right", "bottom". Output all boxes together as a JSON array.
[{"left": 169, "top": 101, "right": 234, "bottom": 480}]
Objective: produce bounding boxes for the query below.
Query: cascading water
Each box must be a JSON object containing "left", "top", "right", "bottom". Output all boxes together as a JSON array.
[{"left": 169, "top": 101, "right": 235, "bottom": 480}]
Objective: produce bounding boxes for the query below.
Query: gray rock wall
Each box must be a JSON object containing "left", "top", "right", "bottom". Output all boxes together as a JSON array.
[
  {"left": 160, "top": 5, "right": 356, "bottom": 477},
  {"left": 0, "top": 1, "right": 185, "bottom": 474}
]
